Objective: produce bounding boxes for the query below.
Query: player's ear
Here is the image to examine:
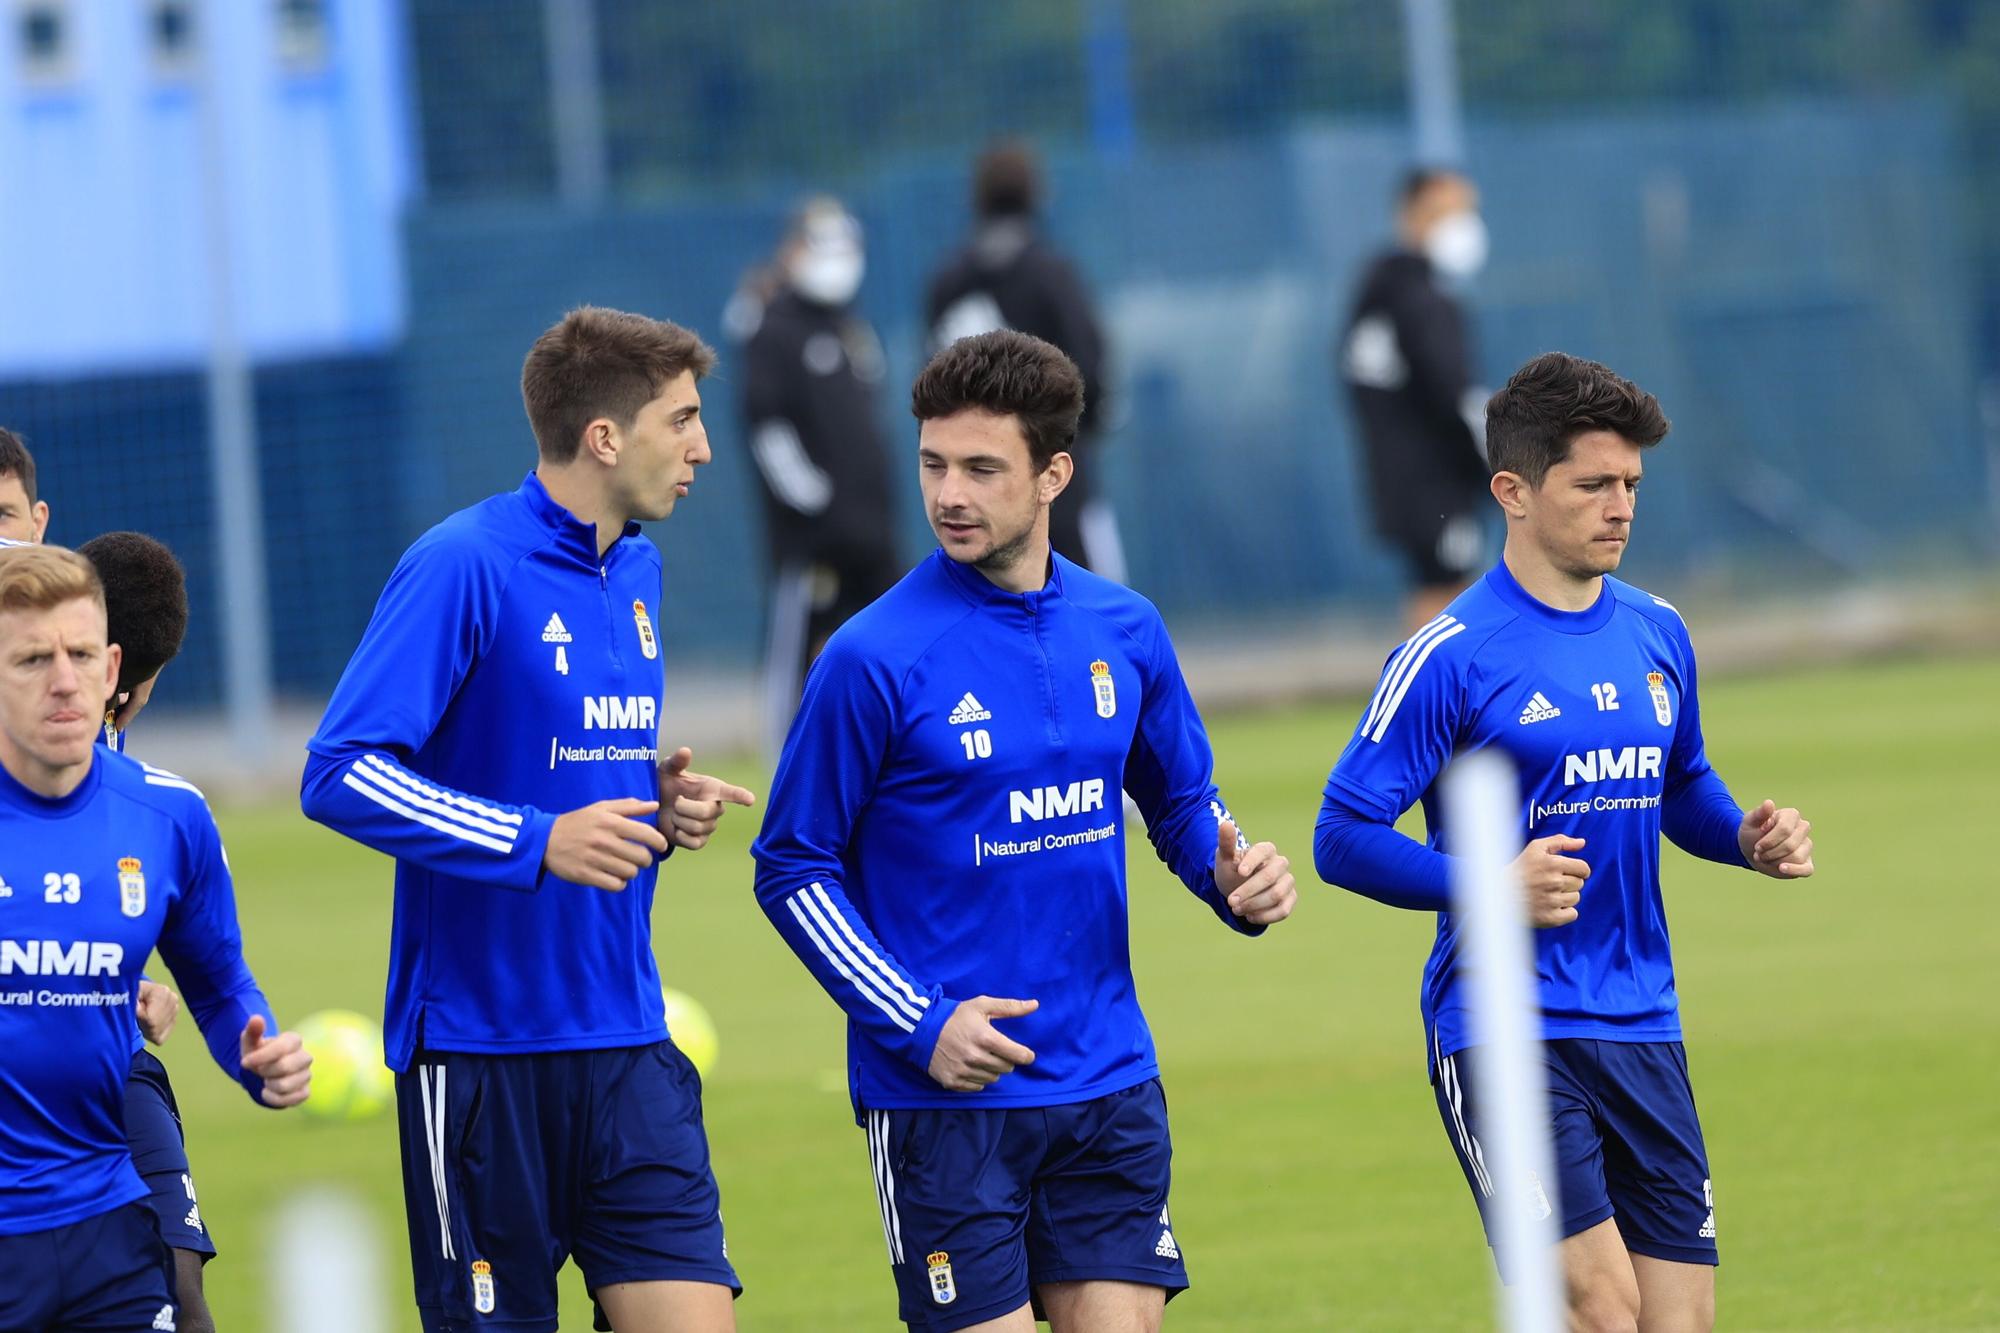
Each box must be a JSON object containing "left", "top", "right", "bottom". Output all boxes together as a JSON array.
[
  {"left": 103, "top": 642, "right": 122, "bottom": 695},
  {"left": 1490, "top": 470, "right": 1529, "bottom": 518},
  {"left": 1039, "top": 452, "right": 1073, "bottom": 504},
  {"left": 30, "top": 501, "right": 48, "bottom": 542},
  {"left": 580, "top": 417, "right": 619, "bottom": 466}
]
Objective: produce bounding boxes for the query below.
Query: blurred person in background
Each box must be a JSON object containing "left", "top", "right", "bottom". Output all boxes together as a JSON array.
[
  {"left": 731, "top": 197, "right": 902, "bottom": 758},
  {"left": 0, "top": 437, "right": 220, "bottom": 1333},
  {"left": 1340, "top": 168, "right": 1493, "bottom": 632},
  {"left": 927, "top": 140, "right": 1123, "bottom": 581}
]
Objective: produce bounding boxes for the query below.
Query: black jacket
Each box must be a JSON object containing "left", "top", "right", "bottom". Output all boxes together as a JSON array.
[
  {"left": 926, "top": 218, "right": 1110, "bottom": 446},
  {"left": 1340, "top": 250, "right": 1489, "bottom": 538},
  {"left": 740, "top": 288, "right": 896, "bottom": 566}
]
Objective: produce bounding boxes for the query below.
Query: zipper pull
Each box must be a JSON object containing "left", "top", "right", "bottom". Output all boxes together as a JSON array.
[{"left": 600, "top": 565, "right": 608, "bottom": 589}]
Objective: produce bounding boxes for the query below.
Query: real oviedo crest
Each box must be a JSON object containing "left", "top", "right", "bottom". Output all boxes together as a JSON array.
[
  {"left": 117, "top": 857, "right": 146, "bottom": 918},
  {"left": 1090, "top": 659, "right": 1116, "bottom": 719},
  {"left": 470, "top": 1260, "right": 496, "bottom": 1314},
  {"left": 926, "top": 1251, "right": 957, "bottom": 1305},
  {"left": 1646, "top": 671, "right": 1672, "bottom": 727},
  {"left": 633, "top": 600, "right": 659, "bottom": 660}
]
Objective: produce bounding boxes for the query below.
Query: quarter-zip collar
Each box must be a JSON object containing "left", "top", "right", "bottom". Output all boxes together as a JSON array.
[
  {"left": 518, "top": 471, "right": 641, "bottom": 566},
  {"left": 931, "top": 546, "right": 1065, "bottom": 612}
]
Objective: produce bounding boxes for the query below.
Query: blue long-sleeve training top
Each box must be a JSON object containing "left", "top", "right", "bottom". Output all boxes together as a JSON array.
[
  {"left": 752, "top": 549, "right": 1260, "bottom": 1118},
  {"left": 302, "top": 472, "right": 674, "bottom": 1072},
  {"left": 1315, "top": 563, "right": 1747, "bottom": 1072},
  {"left": 0, "top": 750, "right": 276, "bottom": 1235}
]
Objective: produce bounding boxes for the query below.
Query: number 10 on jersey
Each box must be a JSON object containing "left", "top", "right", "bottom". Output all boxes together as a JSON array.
[{"left": 959, "top": 729, "right": 992, "bottom": 760}]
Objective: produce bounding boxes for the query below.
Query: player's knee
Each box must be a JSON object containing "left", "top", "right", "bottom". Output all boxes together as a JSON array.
[{"left": 1568, "top": 1270, "right": 1642, "bottom": 1333}]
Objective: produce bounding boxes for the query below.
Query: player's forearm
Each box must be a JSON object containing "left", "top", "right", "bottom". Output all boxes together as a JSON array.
[
  {"left": 1663, "top": 767, "right": 1748, "bottom": 868},
  {"left": 753, "top": 864, "right": 953, "bottom": 1070},
  {"left": 187, "top": 982, "right": 277, "bottom": 1105},
  {"left": 1154, "top": 795, "right": 1267, "bottom": 937},
  {"left": 300, "top": 749, "right": 555, "bottom": 891},
  {"left": 1314, "top": 794, "right": 1455, "bottom": 911}
]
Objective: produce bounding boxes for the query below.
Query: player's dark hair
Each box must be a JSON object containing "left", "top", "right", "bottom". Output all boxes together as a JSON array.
[
  {"left": 521, "top": 306, "right": 716, "bottom": 464},
  {"left": 1399, "top": 166, "right": 1457, "bottom": 208},
  {"left": 1485, "top": 352, "right": 1671, "bottom": 487},
  {"left": 0, "top": 427, "right": 36, "bottom": 503},
  {"left": 78, "top": 531, "right": 187, "bottom": 693},
  {"left": 973, "top": 139, "right": 1042, "bottom": 219},
  {"left": 911, "top": 331, "right": 1084, "bottom": 473}
]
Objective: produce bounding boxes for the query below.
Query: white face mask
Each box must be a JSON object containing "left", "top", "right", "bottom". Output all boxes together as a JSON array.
[
  {"left": 789, "top": 207, "right": 866, "bottom": 306},
  {"left": 1424, "top": 210, "right": 1488, "bottom": 280},
  {"left": 790, "top": 244, "right": 864, "bottom": 306}
]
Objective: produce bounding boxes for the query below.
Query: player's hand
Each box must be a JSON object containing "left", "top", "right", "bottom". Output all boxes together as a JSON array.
[
  {"left": 239, "top": 1014, "right": 313, "bottom": 1109},
  {"left": 927, "top": 996, "right": 1038, "bottom": 1092},
  {"left": 657, "top": 746, "right": 758, "bottom": 851},
  {"left": 1215, "top": 818, "right": 1296, "bottom": 926},
  {"left": 1739, "top": 799, "right": 1814, "bottom": 878},
  {"left": 1514, "top": 834, "right": 1589, "bottom": 927},
  {"left": 136, "top": 979, "right": 178, "bottom": 1046},
  {"left": 546, "top": 798, "right": 670, "bottom": 891}
]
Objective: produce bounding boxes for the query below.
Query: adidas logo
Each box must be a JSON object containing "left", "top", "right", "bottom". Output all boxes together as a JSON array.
[
  {"left": 1518, "top": 691, "right": 1561, "bottom": 725},
  {"left": 1154, "top": 1228, "right": 1179, "bottom": 1260},
  {"left": 1698, "top": 1210, "right": 1716, "bottom": 1240},
  {"left": 947, "top": 693, "right": 991, "bottom": 725},
  {"left": 152, "top": 1306, "right": 177, "bottom": 1331},
  {"left": 542, "top": 613, "right": 572, "bottom": 644},
  {"left": 184, "top": 1202, "right": 204, "bottom": 1233}
]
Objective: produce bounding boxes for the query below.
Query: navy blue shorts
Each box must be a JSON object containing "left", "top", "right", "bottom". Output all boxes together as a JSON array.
[
  {"left": 866, "top": 1079, "right": 1188, "bottom": 1333},
  {"left": 1434, "top": 1039, "right": 1718, "bottom": 1268},
  {"left": 0, "top": 1201, "right": 176, "bottom": 1332},
  {"left": 395, "top": 1040, "right": 738, "bottom": 1333},
  {"left": 125, "top": 1049, "right": 216, "bottom": 1262}
]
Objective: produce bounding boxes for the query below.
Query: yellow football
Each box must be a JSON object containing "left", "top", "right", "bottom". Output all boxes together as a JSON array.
[
  {"left": 294, "top": 1008, "right": 394, "bottom": 1122},
  {"left": 661, "top": 986, "right": 718, "bottom": 1078}
]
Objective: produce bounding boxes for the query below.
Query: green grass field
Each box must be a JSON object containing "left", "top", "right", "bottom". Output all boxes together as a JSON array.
[{"left": 162, "top": 653, "right": 2000, "bottom": 1331}]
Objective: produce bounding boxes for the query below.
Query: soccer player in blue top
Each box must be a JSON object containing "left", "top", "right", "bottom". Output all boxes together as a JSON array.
[
  {"left": 0, "top": 543, "right": 311, "bottom": 1333},
  {"left": 3, "top": 430, "right": 221, "bottom": 1333},
  {"left": 1315, "top": 352, "right": 1816, "bottom": 1332},
  {"left": 302, "top": 307, "right": 757, "bottom": 1333},
  {"left": 752, "top": 330, "right": 1299, "bottom": 1333},
  {"left": 80, "top": 530, "right": 223, "bottom": 1333}
]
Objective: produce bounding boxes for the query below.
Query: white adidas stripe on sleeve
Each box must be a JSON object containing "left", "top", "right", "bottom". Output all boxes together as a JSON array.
[
  {"left": 786, "top": 895, "right": 922, "bottom": 1033},
  {"left": 360, "top": 754, "right": 523, "bottom": 827},
  {"left": 1362, "top": 615, "right": 1456, "bottom": 738},
  {"left": 348, "top": 760, "right": 521, "bottom": 843},
  {"left": 1368, "top": 620, "right": 1467, "bottom": 742},
  {"left": 341, "top": 768, "right": 517, "bottom": 854},
  {"left": 806, "top": 884, "right": 929, "bottom": 1012}
]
